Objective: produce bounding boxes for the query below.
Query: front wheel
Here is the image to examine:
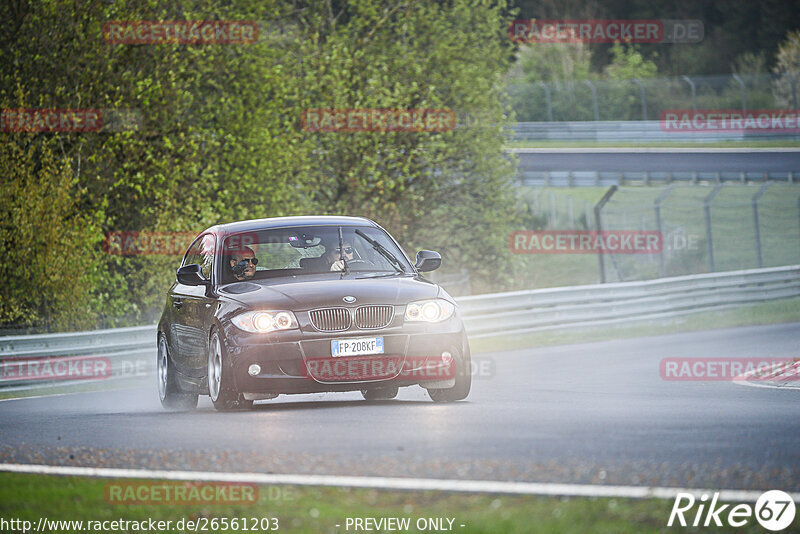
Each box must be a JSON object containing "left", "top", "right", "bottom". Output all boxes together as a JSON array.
[
  {"left": 208, "top": 329, "right": 253, "bottom": 411},
  {"left": 157, "top": 334, "right": 198, "bottom": 411},
  {"left": 428, "top": 343, "right": 472, "bottom": 403}
]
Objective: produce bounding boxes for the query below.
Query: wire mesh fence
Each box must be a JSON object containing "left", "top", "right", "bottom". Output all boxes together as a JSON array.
[
  {"left": 509, "top": 72, "right": 800, "bottom": 122},
  {"left": 515, "top": 184, "right": 800, "bottom": 285}
]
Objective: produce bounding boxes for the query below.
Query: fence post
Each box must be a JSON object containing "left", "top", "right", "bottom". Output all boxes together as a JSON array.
[
  {"left": 732, "top": 74, "right": 747, "bottom": 113},
  {"left": 752, "top": 183, "right": 771, "bottom": 268},
  {"left": 703, "top": 184, "right": 723, "bottom": 272},
  {"left": 654, "top": 184, "right": 676, "bottom": 277},
  {"left": 632, "top": 78, "right": 647, "bottom": 120},
  {"left": 568, "top": 196, "right": 574, "bottom": 227},
  {"left": 642, "top": 216, "right": 654, "bottom": 264},
  {"left": 681, "top": 75, "right": 697, "bottom": 111},
  {"left": 585, "top": 201, "right": 593, "bottom": 229},
  {"left": 584, "top": 80, "right": 600, "bottom": 121},
  {"left": 538, "top": 81, "right": 553, "bottom": 121},
  {"left": 595, "top": 185, "right": 618, "bottom": 283},
  {"left": 784, "top": 72, "right": 798, "bottom": 110}
]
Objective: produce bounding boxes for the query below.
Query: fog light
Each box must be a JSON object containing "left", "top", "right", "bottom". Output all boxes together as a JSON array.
[
  {"left": 248, "top": 364, "right": 261, "bottom": 376},
  {"left": 441, "top": 351, "right": 453, "bottom": 365}
]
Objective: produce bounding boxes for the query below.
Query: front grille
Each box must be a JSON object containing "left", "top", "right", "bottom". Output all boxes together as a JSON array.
[
  {"left": 309, "top": 307, "right": 351, "bottom": 332},
  {"left": 355, "top": 305, "right": 394, "bottom": 329}
]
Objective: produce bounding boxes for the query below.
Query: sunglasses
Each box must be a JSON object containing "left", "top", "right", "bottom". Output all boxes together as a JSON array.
[
  {"left": 342, "top": 247, "right": 354, "bottom": 254},
  {"left": 236, "top": 257, "right": 258, "bottom": 265}
]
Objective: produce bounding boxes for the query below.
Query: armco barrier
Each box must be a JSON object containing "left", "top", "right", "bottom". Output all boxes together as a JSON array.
[
  {"left": 512, "top": 121, "right": 800, "bottom": 142},
  {"left": 0, "top": 265, "right": 798, "bottom": 389},
  {"left": 0, "top": 325, "right": 156, "bottom": 390},
  {"left": 459, "top": 265, "right": 800, "bottom": 338},
  {"left": 515, "top": 169, "right": 798, "bottom": 187}
]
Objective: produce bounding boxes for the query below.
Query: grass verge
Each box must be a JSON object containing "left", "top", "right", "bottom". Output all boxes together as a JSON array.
[{"left": 0, "top": 472, "right": 788, "bottom": 533}]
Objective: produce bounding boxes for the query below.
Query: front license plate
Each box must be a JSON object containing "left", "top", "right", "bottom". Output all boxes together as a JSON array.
[{"left": 331, "top": 337, "right": 384, "bottom": 357}]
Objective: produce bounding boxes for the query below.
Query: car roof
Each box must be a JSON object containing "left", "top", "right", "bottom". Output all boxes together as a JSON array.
[{"left": 203, "top": 215, "right": 379, "bottom": 236}]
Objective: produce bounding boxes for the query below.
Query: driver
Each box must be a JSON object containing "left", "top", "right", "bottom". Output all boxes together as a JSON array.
[
  {"left": 323, "top": 241, "right": 355, "bottom": 271},
  {"left": 228, "top": 246, "right": 258, "bottom": 281}
]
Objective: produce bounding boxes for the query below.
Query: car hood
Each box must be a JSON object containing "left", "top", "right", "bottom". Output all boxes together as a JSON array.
[{"left": 219, "top": 274, "right": 442, "bottom": 310}]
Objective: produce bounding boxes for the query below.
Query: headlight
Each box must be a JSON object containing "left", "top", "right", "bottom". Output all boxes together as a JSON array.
[
  {"left": 405, "top": 299, "right": 455, "bottom": 323},
  {"left": 232, "top": 310, "right": 298, "bottom": 333}
]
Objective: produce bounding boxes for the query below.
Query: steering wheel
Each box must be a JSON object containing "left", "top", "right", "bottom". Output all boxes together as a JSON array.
[{"left": 346, "top": 259, "right": 367, "bottom": 266}]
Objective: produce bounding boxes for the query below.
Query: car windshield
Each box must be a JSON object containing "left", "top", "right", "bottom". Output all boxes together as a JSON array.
[{"left": 221, "top": 225, "right": 413, "bottom": 283}]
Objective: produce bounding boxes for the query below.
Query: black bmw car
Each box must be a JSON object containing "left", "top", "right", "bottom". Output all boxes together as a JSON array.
[{"left": 157, "top": 216, "right": 471, "bottom": 410}]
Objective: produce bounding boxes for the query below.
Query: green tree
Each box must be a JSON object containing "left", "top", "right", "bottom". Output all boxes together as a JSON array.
[
  {"left": 603, "top": 43, "right": 658, "bottom": 81},
  {"left": 0, "top": 0, "right": 521, "bottom": 327},
  {"left": 290, "top": 0, "right": 520, "bottom": 289},
  {"left": 773, "top": 30, "right": 800, "bottom": 108},
  {"left": 0, "top": 133, "right": 103, "bottom": 330}
]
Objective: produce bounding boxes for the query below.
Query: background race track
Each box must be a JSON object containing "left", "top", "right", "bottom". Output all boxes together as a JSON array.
[{"left": 514, "top": 149, "right": 800, "bottom": 173}]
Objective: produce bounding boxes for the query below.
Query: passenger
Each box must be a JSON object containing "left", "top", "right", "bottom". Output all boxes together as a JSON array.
[{"left": 323, "top": 241, "right": 355, "bottom": 271}]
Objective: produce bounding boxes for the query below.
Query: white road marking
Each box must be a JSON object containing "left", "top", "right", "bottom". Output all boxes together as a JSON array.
[
  {"left": 0, "top": 463, "right": 795, "bottom": 502},
  {"left": 732, "top": 360, "right": 800, "bottom": 390},
  {"left": 0, "top": 384, "right": 144, "bottom": 403},
  {"left": 734, "top": 379, "right": 800, "bottom": 390}
]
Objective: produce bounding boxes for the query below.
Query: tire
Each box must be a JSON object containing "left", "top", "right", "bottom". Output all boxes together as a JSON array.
[
  {"left": 428, "top": 342, "right": 472, "bottom": 403},
  {"left": 361, "top": 386, "right": 399, "bottom": 400},
  {"left": 157, "top": 334, "right": 198, "bottom": 411},
  {"left": 208, "top": 329, "right": 254, "bottom": 411}
]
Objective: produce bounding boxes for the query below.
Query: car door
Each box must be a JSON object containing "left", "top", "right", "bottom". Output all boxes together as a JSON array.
[{"left": 170, "top": 233, "right": 217, "bottom": 378}]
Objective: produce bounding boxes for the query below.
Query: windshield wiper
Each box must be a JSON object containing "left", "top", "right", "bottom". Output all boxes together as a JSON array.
[
  {"left": 355, "top": 229, "right": 403, "bottom": 273},
  {"left": 338, "top": 226, "right": 349, "bottom": 277},
  {"left": 357, "top": 272, "right": 409, "bottom": 279}
]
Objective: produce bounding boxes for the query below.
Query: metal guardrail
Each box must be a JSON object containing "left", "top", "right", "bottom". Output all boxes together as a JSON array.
[
  {"left": 512, "top": 121, "right": 800, "bottom": 142},
  {"left": 516, "top": 169, "right": 798, "bottom": 187},
  {"left": 0, "top": 325, "right": 156, "bottom": 391},
  {"left": 459, "top": 264, "right": 800, "bottom": 338},
  {"left": 0, "top": 265, "right": 798, "bottom": 389}
]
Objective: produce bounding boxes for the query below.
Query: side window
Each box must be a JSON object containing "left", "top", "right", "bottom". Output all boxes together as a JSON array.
[{"left": 182, "top": 234, "right": 215, "bottom": 279}]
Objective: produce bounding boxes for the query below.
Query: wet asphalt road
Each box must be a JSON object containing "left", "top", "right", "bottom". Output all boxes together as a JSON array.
[{"left": 1, "top": 322, "right": 798, "bottom": 491}]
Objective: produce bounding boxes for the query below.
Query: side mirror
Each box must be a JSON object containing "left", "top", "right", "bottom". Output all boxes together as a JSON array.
[
  {"left": 176, "top": 264, "right": 208, "bottom": 286},
  {"left": 415, "top": 250, "right": 442, "bottom": 272}
]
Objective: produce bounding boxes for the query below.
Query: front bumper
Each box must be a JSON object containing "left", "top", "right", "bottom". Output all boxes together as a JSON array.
[{"left": 223, "top": 315, "right": 466, "bottom": 394}]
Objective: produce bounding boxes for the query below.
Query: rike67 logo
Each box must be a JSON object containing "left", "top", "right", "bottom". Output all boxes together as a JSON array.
[{"left": 668, "top": 490, "right": 796, "bottom": 531}]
